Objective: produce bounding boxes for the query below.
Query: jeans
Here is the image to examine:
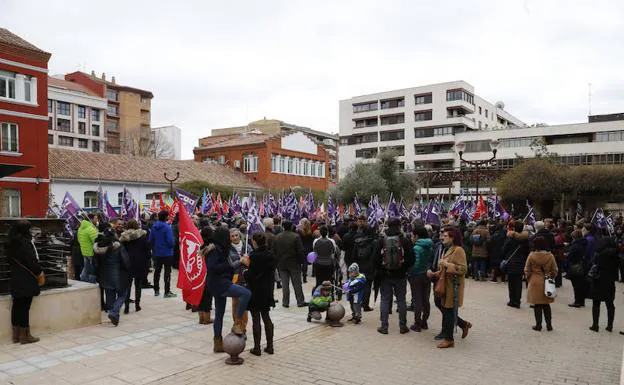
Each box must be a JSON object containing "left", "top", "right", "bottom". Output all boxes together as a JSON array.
[
  {"left": 473, "top": 259, "right": 486, "bottom": 279},
  {"left": 349, "top": 298, "right": 362, "bottom": 321},
  {"left": 125, "top": 272, "right": 143, "bottom": 309},
  {"left": 80, "top": 256, "right": 98, "bottom": 283},
  {"left": 441, "top": 307, "right": 468, "bottom": 341},
  {"left": 279, "top": 266, "right": 306, "bottom": 307},
  {"left": 11, "top": 296, "right": 33, "bottom": 327},
  {"left": 507, "top": 273, "right": 523, "bottom": 306},
  {"left": 409, "top": 274, "right": 431, "bottom": 324},
  {"left": 212, "top": 284, "right": 251, "bottom": 337},
  {"left": 379, "top": 278, "right": 407, "bottom": 329},
  {"left": 105, "top": 288, "right": 128, "bottom": 320},
  {"left": 153, "top": 256, "right": 174, "bottom": 294}
]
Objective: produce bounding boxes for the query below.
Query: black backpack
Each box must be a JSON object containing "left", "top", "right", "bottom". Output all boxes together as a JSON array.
[
  {"left": 381, "top": 235, "right": 404, "bottom": 270},
  {"left": 354, "top": 236, "right": 374, "bottom": 265}
]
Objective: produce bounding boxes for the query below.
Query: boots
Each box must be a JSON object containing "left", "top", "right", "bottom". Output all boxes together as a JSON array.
[
  {"left": 461, "top": 322, "right": 472, "bottom": 339},
  {"left": 19, "top": 327, "right": 39, "bottom": 344},
  {"left": 606, "top": 304, "right": 615, "bottom": 332},
  {"left": 231, "top": 320, "right": 245, "bottom": 336},
  {"left": 12, "top": 326, "right": 19, "bottom": 344},
  {"left": 533, "top": 305, "right": 543, "bottom": 331},
  {"left": 543, "top": 305, "right": 553, "bottom": 331},
  {"left": 213, "top": 336, "right": 224, "bottom": 353},
  {"left": 437, "top": 339, "right": 454, "bottom": 349}
]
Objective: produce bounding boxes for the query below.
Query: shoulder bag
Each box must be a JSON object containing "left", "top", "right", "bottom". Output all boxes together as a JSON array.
[
  {"left": 12, "top": 256, "right": 45, "bottom": 287},
  {"left": 433, "top": 267, "right": 446, "bottom": 298},
  {"left": 543, "top": 266, "right": 557, "bottom": 298},
  {"left": 499, "top": 246, "right": 521, "bottom": 272}
]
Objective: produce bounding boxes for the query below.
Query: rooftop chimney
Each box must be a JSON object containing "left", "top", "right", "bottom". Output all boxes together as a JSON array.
[
  {"left": 91, "top": 70, "right": 96, "bottom": 76},
  {"left": 111, "top": 76, "right": 116, "bottom": 84},
  {"left": 101, "top": 72, "right": 106, "bottom": 81}
]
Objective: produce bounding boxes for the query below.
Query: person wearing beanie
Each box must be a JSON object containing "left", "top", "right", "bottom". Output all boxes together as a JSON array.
[
  {"left": 345, "top": 263, "right": 366, "bottom": 324},
  {"left": 307, "top": 281, "right": 333, "bottom": 322}
]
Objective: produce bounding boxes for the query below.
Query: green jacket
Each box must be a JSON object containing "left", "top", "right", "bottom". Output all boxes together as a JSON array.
[
  {"left": 410, "top": 238, "right": 433, "bottom": 276},
  {"left": 77, "top": 220, "right": 98, "bottom": 257}
]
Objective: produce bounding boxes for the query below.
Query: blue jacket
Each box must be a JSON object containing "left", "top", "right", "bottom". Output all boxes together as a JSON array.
[
  {"left": 148, "top": 221, "right": 175, "bottom": 258},
  {"left": 205, "top": 244, "right": 234, "bottom": 296},
  {"left": 346, "top": 273, "right": 366, "bottom": 304},
  {"left": 410, "top": 238, "right": 433, "bottom": 276}
]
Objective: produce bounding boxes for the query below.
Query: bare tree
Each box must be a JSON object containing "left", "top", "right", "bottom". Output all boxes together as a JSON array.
[{"left": 121, "top": 128, "right": 175, "bottom": 159}]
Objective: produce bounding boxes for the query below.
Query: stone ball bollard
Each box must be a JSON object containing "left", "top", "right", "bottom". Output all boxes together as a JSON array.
[
  {"left": 327, "top": 302, "right": 346, "bottom": 327},
  {"left": 223, "top": 332, "right": 246, "bottom": 365}
]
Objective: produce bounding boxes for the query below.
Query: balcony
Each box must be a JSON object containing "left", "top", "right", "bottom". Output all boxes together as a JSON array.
[{"left": 446, "top": 99, "right": 475, "bottom": 114}]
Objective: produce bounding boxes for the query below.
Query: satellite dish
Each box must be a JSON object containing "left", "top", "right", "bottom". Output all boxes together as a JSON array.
[{"left": 495, "top": 101, "right": 505, "bottom": 109}]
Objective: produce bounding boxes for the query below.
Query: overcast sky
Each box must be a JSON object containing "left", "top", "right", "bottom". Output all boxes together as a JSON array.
[{"left": 2, "top": 0, "right": 623, "bottom": 159}]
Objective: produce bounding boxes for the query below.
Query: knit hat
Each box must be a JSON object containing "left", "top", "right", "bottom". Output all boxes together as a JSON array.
[
  {"left": 321, "top": 281, "right": 332, "bottom": 289},
  {"left": 348, "top": 263, "right": 359, "bottom": 273}
]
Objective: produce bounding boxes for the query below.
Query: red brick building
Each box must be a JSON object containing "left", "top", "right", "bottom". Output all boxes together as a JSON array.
[
  {"left": 194, "top": 131, "right": 330, "bottom": 191},
  {"left": 0, "top": 29, "right": 51, "bottom": 217}
]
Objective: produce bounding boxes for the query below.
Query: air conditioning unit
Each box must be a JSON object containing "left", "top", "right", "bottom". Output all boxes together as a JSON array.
[{"left": 233, "top": 160, "right": 241, "bottom": 168}]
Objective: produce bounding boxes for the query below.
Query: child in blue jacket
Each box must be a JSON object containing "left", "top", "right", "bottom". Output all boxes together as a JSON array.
[{"left": 345, "top": 263, "right": 366, "bottom": 324}]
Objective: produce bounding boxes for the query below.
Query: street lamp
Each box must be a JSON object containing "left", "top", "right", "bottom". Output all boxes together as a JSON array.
[
  {"left": 164, "top": 171, "right": 180, "bottom": 200},
  {"left": 455, "top": 139, "right": 499, "bottom": 197}
]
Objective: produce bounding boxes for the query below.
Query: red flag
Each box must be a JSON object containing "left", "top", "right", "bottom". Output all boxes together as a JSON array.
[
  {"left": 159, "top": 193, "right": 165, "bottom": 211},
  {"left": 169, "top": 200, "right": 179, "bottom": 222},
  {"left": 214, "top": 193, "right": 222, "bottom": 219},
  {"left": 222, "top": 200, "right": 229, "bottom": 216},
  {"left": 473, "top": 194, "right": 487, "bottom": 220},
  {"left": 150, "top": 195, "right": 158, "bottom": 214},
  {"left": 176, "top": 202, "right": 206, "bottom": 306}
]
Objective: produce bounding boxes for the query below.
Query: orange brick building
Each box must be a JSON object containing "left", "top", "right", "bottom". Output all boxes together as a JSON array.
[{"left": 194, "top": 131, "right": 330, "bottom": 191}]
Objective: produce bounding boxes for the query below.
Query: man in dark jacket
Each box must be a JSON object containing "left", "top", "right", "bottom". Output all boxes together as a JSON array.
[
  {"left": 502, "top": 220, "right": 530, "bottom": 308},
  {"left": 342, "top": 222, "right": 358, "bottom": 268},
  {"left": 376, "top": 217, "right": 415, "bottom": 335},
  {"left": 353, "top": 223, "right": 379, "bottom": 311},
  {"left": 148, "top": 210, "right": 177, "bottom": 298},
  {"left": 120, "top": 219, "right": 151, "bottom": 313},
  {"left": 272, "top": 220, "right": 307, "bottom": 308},
  {"left": 532, "top": 221, "right": 555, "bottom": 251}
]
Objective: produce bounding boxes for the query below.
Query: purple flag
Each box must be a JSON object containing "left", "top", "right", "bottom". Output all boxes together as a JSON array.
[
  {"left": 175, "top": 188, "right": 199, "bottom": 216},
  {"left": 104, "top": 192, "right": 119, "bottom": 219},
  {"left": 201, "top": 189, "right": 212, "bottom": 215},
  {"left": 387, "top": 196, "right": 399, "bottom": 218},
  {"left": 60, "top": 192, "right": 82, "bottom": 230},
  {"left": 353, "top": 196, "right": 362, "bottom": 216}
]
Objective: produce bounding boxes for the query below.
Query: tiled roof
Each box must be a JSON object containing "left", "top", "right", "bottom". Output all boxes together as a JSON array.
[
  {"left": 48, "top": 77, "right": 101, "bottom": 98},
  {"left": 0, "top": 28, "right": 49, "bottom": 55},
  {"left": 195, "top": 133, "right": 272, "bottom": 150},
  {"left": 48, "top": 148, "right": 262, "bottom": 190},
  {"left": 67, "top": 71, "right": 153, "bottom": 98}
]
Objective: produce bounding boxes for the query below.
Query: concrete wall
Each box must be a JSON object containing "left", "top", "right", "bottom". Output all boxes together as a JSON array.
[{"left": 51, "top": 179, "right": 168, "bottom": 209}]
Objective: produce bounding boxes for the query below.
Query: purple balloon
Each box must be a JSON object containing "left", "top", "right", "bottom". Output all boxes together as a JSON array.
[
  {"left": 342, "top": 281, "right": 350, "bottom": 293},
  {"left": 307, "top": 252, "right": 318, "bottom": 264}
]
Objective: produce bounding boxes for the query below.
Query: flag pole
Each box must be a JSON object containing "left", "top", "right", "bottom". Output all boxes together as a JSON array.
[
  {"left": 522, "top": 207, "right": 534, "bottom": 224},
  {"left": 590, "top": 208, "right": 599, "bottom": 224}
]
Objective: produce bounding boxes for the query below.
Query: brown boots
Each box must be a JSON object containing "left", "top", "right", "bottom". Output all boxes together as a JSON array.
[
  {"left": 12, "top": 326, "right": 19, "bottom": 343},
  {"left": 19, "top": 327, "right": 39, "bottom": 344},
  {"left": 461, "top": 322, "right": 472, "bottom": 339},
  {"left": 231, "top": 320, "right": 245, "bottom": 336},
  {"left": 198, "top": 311, "right": 214, "bottom": 325},
  {"left": 437, "top": 339, "right": 454, "bottom": 349},
  {"left": 213, "top": 336, "right": 224, "bottom": 353}
]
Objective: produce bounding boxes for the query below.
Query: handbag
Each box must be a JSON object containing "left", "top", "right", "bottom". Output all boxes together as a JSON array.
[
  {"left": 586, "top": 264, "right": 600, "bottom": 282},
  {"left": 13, "top": 256, "right": 45, "bottom": 287},
  {"left": 433, "top": 267, "right": 446, "bottom": 298},
  {"left": 500, "top": 246, "right": 521, "bottom": 272},
  {"left": 567, "top": 264, "right": 584, "bottom": 279},
  {"left": 543, "top": 267, "right": 557, "bottom": 298}
]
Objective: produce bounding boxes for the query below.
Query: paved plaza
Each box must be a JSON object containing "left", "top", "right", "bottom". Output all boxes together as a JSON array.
[{"left": 1, "top": 275, "right": 622, "bottom": 385}]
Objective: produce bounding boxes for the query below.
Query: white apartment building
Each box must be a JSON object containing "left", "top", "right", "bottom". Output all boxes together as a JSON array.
[
  {"left": 47, "top": 76, "right": 107, "bottom": 153},
  {"left": 151, "top": 125, "right": 181, "bottom": 160}
]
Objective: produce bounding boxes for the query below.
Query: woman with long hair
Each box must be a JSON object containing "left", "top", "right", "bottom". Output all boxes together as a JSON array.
[
  {"left": 525, "top": 236, "right": 558, "bottom": 331},
  {"left": 589, "top": 237, "right": 619, "bottom": 332},
  {"left": 429, "top": 227, "right": 471, "bottom": 349},
  {"left": 312, "top": 225, "right": 338, "bottom": 295},
  {"left": 205, "top": 227, "right": 251, "bottom": 352},
  {"left": 7, "top": 220, "right": 43, "bottom": 344},
  {"left": 243, "top": 232, "right": 277, "bottom": 356},
  {"left": 299, "top": 218, "right": 314, "bottom": 283}
]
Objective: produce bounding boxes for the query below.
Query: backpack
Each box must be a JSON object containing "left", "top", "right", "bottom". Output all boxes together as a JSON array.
[
  {"left": 314, "top": 238, "right": 336, "bottom": 266},
  {"left": 354, "top": 236, "right": 374, "bottom": 266},
  {"left": 471, "top": 233, "right": 483, "bottom": 247},
  {"left": 382, "top": 235, "right": 404, "bottom": 270}
]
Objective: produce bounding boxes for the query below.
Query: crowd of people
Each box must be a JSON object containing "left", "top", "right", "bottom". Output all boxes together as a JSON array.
[{"left": 6, "top": 207, "right": 624, "bottom": 353}]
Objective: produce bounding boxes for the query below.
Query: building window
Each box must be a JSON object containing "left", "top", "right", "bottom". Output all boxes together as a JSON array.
[
  {"left": 340, "top": 132, "right": 378, "bottom": 145},
  {"left": 354, "top": 117, "right": 378, "bottom": 128},
  {"left": 23, "top": 78, "right": 31, "bottom": 102},
  {"left": 318, "top": 162, "right": 325, "bottom": 178},
  {"left": 48, "top": 99, "right": 53, "bottom": 113},
  {"left": 57, "top": 101, "right": 71, "bottom": 116},
  {"left": 58, "top": 136, "right": 73, "bottom": 147},
  {"left": 92, "top": 141, "right": 100, "bottom": 152},
  {"left": 382, "top": 146, "right": 405, "bottom": 156},
  {"left": 287, "top": 157, "right": 293, "bottom": 174},
  {"left": 355, "top": 148, "right": 378, "bottom": 159},
  {"left": 106, "top": 89, "right": 118, "bottom": 101},
  {"left": 243, "top": 154, "right": 258, "bottom": 173},
  {"left": 446, "top": 89, "right": 474, "bottom": 104},
  {"left": 414, "top": 110, "right": 433, "bottom": 121},
  {"left": 478, "top": 121, "right": 482, "bottom": 128},
  {"left": 380, "top": 130, "right": 405, "bottom": 141},
  {"left": 117, "top": 192, "right": 123, "bottom": 206},
  {"left": 478, "top": 106, "right": 482, "bottom": 115},
  {"left": 106, "top": 118, "right": 118, "bottom": 130},
  {"left": 271, "top": 155, "right": 277, "bottom": 172},
  {"left": 433, "top": 126, "right": 453, "bottom": 136},
  {"left": 380, "top": 114, "right": 405, "bottom": 126},
  {"left": 279, "top": 156, "right": 285, "bottom": 173},
  {"left": 84, "top": 191, "right": 97, "bottom": 208},
  {"left": 596, "top": 131, "right": 624, "bottom": 142},
  {"left": 57, "top": 118, "right": 71, "bottom": 132},
  {"left": 485, "top": 109, "right": 489, "bottom": 118},
  {"left": 107, "top": 105, "right": 118, "bottom": 116},
  {"left": 92, "top": 125, "right": 100, "bottom": 137},
  {"left": 2, "top": 189, "right": 20, "bottom": 217},
  {"left": 78, "top": 105, "right": 86, "bottom": 119},
  {"left": 414, "top": 93, "right": 432, "bottom": 105},
  {"left": 91, "top": 109, "right": 100, "bottom": 122},
  {"left": 294, "top": 158, "right": 300, "bottom": 175},
  {"left": 48, "top": 134, "right": 53, "bottom": 144},
  {"left": 1, "top": 123, "right": 19, "bottom": 152},
  {"left": 78, "top": 139, "right": 88, "bottom": 148},
  {"left": 380, "top": 98, "right": 405, "bottom": 110},
  {"left": 78, "top": 122, "right": 86, "bottom": 135},
  {"left": 302, "top": 160, "right": 309, "bottom": 176},
  {"left": 141, "top": 96, "right": 149, "bottom": 104},
  {"left": 0, "top": 72, "right": 16, "bottom": 99},
  {"left": 352, "top": 101, "right": 378, "bottom": 113},
  {"left": 48, "top": 117, "right": 53, "bottom": 130}
]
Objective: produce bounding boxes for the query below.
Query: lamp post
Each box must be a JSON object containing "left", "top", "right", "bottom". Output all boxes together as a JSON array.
[
  {"left": 164, "top": 171, "right": 180, "bottom": 199},
  {"left": 455, "top": 139, "right": 500, "bottom": 198}
]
